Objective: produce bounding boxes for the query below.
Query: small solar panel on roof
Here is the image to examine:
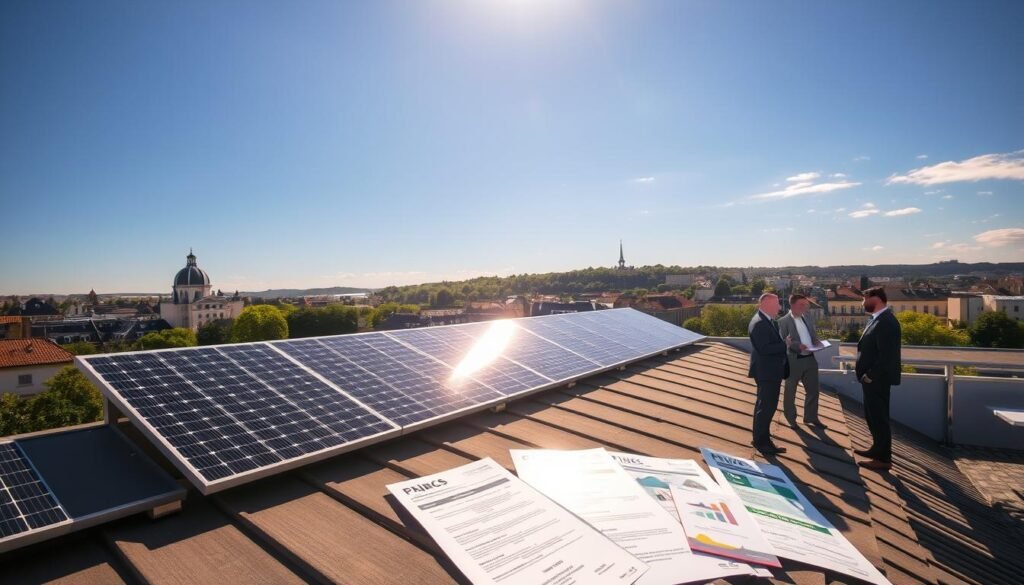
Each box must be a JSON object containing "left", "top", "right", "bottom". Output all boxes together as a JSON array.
[{"left": 0, "top": 442, "right": 68, "bottom": 540}]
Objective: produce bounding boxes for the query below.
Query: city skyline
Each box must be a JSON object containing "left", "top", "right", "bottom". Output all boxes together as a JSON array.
[{"left": 2, "top": 1, "right": 1022, "bottom": 294}]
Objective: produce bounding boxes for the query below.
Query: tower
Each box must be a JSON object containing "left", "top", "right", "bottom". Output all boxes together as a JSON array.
[{"left": 618, "top": 240, "right": 626, "bottom": 270}]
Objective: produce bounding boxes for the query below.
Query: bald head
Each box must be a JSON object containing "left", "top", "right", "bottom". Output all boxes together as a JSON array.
[{"left": 758, "top": 293, "right": 780, "bottom": 317}]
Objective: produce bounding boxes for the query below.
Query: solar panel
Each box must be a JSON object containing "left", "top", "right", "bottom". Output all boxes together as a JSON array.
[
  {"left": 0, "top": 426, "right": 185, "bottom": 554},
  {"left": 80, "top": 308, "right": 705, "bottom": 494},
  {"left": 0, "top": 442, "right": 68, "bottom": 539},
  {"left": 83, "top": 347, "right": 395, "bottom": 490}
]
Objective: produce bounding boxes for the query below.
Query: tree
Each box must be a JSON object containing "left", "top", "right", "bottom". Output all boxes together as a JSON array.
[
  {"left": 656, "top": 283, "right": 671, "bottom": 293},
  {"left": 0, "top": 367, "right": 105, "bottom": 435},
  {"left": 970, "top": 311, "right": 1024, "bottom": 348},
  {"left": 714, "top": 279, "right": 732, "bottom": 297},
  {"left": 368, "top": 302, "right": 420, "bottom": 329},
  {"left": 434, "top": 288, "right": 455, "bottom": 307},
  {"left": 750, "top": 279, "right": 767, "bottom": 297},
  {"left": 198, "top": 320, "right": 233, "bottom": 346},
  {"left": 287, "top": 305, "right": 359, "bottom": 338},
  {"left": 896, "top": 312, "right": 969, "bottom": 346},
  {"left": 137, "top": 327, "right": 198, "bottom": 350},
  {"left": 683, "top": 317, "right": 707, "bottom": 334},
  {"left": 731, "top": 284, "right": 752, "bottom": 296},
  {"left": 696, "top": 305, "right": 756, "bottom": 336},
  {"left": 231, "top": 305, "right": 288, "bottom": 342},
  {"left": 62, "top": 341, "right": 97, "bottom": 355}
]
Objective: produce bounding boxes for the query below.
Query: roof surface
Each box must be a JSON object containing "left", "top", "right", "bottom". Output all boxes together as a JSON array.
[
  {"left": 2, "top": 342, "right": 1022, "bottom": 584},
  {"left": 0, "top": 339, "right": 74, "bottom": 369}
]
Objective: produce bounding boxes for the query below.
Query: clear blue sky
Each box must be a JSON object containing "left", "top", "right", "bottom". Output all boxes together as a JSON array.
[{"left": 2, "top": 0, "right": 1022, "bottom": 294}]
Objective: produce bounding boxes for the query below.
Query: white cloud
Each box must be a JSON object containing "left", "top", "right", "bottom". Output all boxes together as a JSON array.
[
  {"left": 634, "top": 177, "right": 655, "bottom": 183},
  {"left": 974, "top": 228, "right": 1024, "bottom": 248},
  {"left": 849, "top": 209, "right": 880, "bottom": 219},
  {"left": 977, "top": 191, "right": 993, "bottom": 196},
  {"left": 638, "top": 209, "right": 650, "bottom": 215},
  {"left": 831, "top": 173, "right": 847, "bottom": 178},
  {"left": 931, "top": 242, "right": 946, "bottom": 249},
  {"left": 887, "top": 150, "right": 1024, "bottom": 185},
  {"left": 884, "top": 207, "right": 922, "bottom": 217},
  {"left": 942, "top": 195, "right": 953, "bottom": 200},
  {"left": 948, "top": 243, "right": 984, "bottom": 253},
  {"left": 862, "top": 202, "right": 876, "bottom": 208},
  {"left": 749, "top": 177, "right": 861, "bottom": 200},
  {"left": 853, "top": 155, "right": 871, "bottom": 161},
  {"left": 916, "top": 154, "right": 929, "bottom": 160},
  {"left": 834, "top": 207, "right": 847, "bottom": 213},
  {"left": 870, "top": 245, "right": 884, "bottom": 251},
  {"left": 786, "top": 172, "right": 821, "bottom": 182},
  {"left": 973, "top": 213, "right": 1002, "bottom": 224},
  {"left": 924, "top": 190, "right": 942, "bottom": 195}
]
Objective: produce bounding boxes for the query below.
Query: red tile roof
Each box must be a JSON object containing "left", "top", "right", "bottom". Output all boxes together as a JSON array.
[
  {"left": 0, "top": 316, "right": 23, "bottom": 324},
  {"left": 0, "top": 338, "right": 74, "bottom": 368}
]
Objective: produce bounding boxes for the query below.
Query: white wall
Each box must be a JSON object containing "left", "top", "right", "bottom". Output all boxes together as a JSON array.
[{"left": 0, "top": 364, "right": 67, "bottom": 397}]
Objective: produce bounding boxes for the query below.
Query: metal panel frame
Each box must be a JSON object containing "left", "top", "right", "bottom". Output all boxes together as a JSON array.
[{"left": 77, "top": 309, "right": 705, "bottom": 495}]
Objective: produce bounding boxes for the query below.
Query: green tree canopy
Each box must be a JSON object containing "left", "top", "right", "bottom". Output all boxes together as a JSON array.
[
  {"left": 970, "top": 311, "right": 1024, "bottom": 348},
  {"left": 692, "top": 304, "right": 757, "bottom": 336},
  {"left": 713, "top": 280, "right": 732, "bottom": 297},
  {"left": 896, "top": 312, "right": 969, "bottom": 346},
  {"left": 368, "top": 302, "right": 420, "bottom": 329},
  {"left": 197, "top": 320, "right": 234, "bottom": 346},
  {"left": 288, "top": 305, "right": 359, "bottom": 338},
  {"left": 231, "top": 305, "right": 288, "bottom": 342},
  {"left": 62, "top": 340, "right": 97, "bottom": 355},
  {"left": 1, "top": 367, "right": 104, "bottom": 436},
  {"left": 137, "top": 327, "right": 198, "bottom": 350}
]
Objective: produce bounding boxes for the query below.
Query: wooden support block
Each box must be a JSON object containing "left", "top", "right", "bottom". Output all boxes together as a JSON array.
[{"left": 148, "top": 500, "right": 183, "bottom": 520}]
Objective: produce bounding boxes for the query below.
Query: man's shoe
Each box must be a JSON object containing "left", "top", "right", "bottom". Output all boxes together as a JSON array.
[
  {"left": 755, "top": 444, "right": 786, "bottom": 455},
  {"left": 853, "top": 448, "right": 876, "bottom": 457},
  {"left": 805, "top": 420, "right": 829, "bottom": 430}
]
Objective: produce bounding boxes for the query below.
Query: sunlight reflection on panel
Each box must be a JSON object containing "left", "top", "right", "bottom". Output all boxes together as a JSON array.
[{"left": 451, "top": 320, "right": 517, "bottom": 381}]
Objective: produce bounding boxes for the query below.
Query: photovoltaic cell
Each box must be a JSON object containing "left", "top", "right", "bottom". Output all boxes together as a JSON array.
[
  {"left": 80, "top": 308, "right": 704, "bottom": 493},
  {"left": 385, "top": 326, "right": 553, "bottom": 396},
  {"left": 0, "top": 442, "right": 68, "bottom": 540}
]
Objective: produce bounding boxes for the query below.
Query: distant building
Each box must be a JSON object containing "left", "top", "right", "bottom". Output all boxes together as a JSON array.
[
  {"left": 615, "top": 294, "right": 699, "bottom": 326},
  {"left": 159, "top": 250, "right": 244, "bottom": 331},
  {"left": 827, "top": 285, "right": 949, "bottom": 328},
  {"left": 32, "top": 316, "right": 172, "bottom": 345},
  {"left": 0, "top": 338, "right": 74, "bottom": 397},
  {"left": 665, "top": 274, "right": 697, "bottom": 288},
  {"left": 531, "top": 300, "right": 600, "bottom": 316},
  {"left": 982, "top": 295, "right": 1024, "bottom": 322},
  {"left": 948, "top": 293, "right": 984, "bottom": 326}
]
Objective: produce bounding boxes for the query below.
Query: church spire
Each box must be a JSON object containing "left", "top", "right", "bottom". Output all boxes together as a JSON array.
[
  {"left": 618, "top": 240, "right": 626, "bottom": 270},
  {"left": 187, "top": 248, "right": 197, "bottom": 266}
]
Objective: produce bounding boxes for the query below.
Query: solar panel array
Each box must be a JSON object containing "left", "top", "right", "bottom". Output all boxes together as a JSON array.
[
  {"left": 0, "top": 442, "right": 69, "bottom": 540},
  {"left": 78, "top": 309, "right": 704, "bottom": 494}
]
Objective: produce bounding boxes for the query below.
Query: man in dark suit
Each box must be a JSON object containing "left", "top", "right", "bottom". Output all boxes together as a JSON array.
[
  {"left": 748, "top": 293, "right": 791, "bottom": 456},
  {"left": 854, "top": 286, "right": 902, "bottom": 471}
]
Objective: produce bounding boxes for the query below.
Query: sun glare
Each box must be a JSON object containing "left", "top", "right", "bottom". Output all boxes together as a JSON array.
[{"left": 451, "top": 320, "right": 517, "bottom": 381}]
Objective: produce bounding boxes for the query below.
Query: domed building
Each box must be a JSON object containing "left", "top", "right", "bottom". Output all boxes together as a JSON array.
[{"left": 159, "top": 250, "right": 244, "bottom": 331}]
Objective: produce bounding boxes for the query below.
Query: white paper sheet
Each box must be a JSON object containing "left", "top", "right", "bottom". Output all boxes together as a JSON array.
[
  {"left": 512, "top": 449, "right": 752, "bottom": 585},
  {"left": 387, "top": 457, "right": 647, "bottom": 585},
  {"left": 806, "top": 340, "right": 833, "bottom": 352},
  {"left": 701, "top": 448, "right": 892, "bottom": 585}
]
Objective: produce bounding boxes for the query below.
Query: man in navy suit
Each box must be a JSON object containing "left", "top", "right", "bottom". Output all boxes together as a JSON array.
[
  {"left": 748, "top": 293, "right": 791, "bottom": 456},
  {"left": 854, "top": 286, "right": 902, "bottom": 471}
]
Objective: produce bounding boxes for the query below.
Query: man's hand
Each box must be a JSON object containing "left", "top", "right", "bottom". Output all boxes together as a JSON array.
[
  {"left": 860, "top": 374, "right": 873, "bottom": 384},
  {"left": 785, "top": 335, "right": 793, "bottom": 346},
  {"left": 799, "top": 344, "right": 808, "bottom": 352}
]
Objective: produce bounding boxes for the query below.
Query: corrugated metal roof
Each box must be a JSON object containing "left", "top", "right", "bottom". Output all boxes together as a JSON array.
[{"left": 1, "top": 342, "right": 1021, "bottom": 584}]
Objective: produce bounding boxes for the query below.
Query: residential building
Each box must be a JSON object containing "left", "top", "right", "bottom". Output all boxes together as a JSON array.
[
  {"left": 948, "top": 293, "right": 984, "bottom": 326},
  {"left": 0, "top": 338, "right": 74, "bottom": 396},
  {"left": 159, "top": 250, "right": 245, "bottom": 331},
  {"left": 982, "top": 295, "right": 1024, "bottom": 322},
  {"left": 665, "top": 274, "right": 697, "bottom": 287},
  {"left": 614, "top": 294, "right": 699, "bottom": 326},
  {"left": 31, "top": 316, "right": 172, "bottom": 345},
  {"left": 828, "top": 285, "right": 950, "bottom": 328}
]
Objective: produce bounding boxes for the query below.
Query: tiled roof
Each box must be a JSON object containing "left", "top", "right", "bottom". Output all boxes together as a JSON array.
[
  {"left": 0, "top": 338, "right": 74, "bottom": 369},
  {"left": 0, "top": 316, "right": 23, "bottom": 324},
  {"left": 2, "top": 342, "right": 1022, "bottom": 584}
]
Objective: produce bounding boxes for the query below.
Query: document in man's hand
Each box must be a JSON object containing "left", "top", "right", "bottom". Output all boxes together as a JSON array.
[
  {"left": 387, "top": 457, "right": 647, "bottom": 585},
  {"left": 806, "top": 340, "right": 833, "bottom": 352}
]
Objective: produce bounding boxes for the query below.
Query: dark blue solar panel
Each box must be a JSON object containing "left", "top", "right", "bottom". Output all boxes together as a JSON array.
[
  {"left": 516, "top": 316, "right": 643, "bottom": 366},
  {"left": 0, "top": 442, "right": 67, "bottom": 539},
  {"left": 384, "top": 326, "right": 553, "bottom": 396},
  {"left": 277, "top": 335, "right": 503, "bottom": 427},
  {"left": 571, "top": 309, "right": 699, "bottom": 352},
  {"left": 480, "top": 325, "right": 602, "bottom": 382},
  {"left": 216, "top": 344, "right": 394, "bottom": 441},
  {"left": 87, "top": 348, "right": 390, "bottom": 483}
]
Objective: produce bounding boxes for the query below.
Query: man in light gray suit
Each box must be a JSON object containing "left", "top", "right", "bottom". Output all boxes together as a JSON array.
[{"left": 777, "top": 294, "right": 827, "bottom": 429}]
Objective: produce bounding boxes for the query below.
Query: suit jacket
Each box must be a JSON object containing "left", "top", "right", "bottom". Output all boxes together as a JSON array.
[
  {"left": 778, "top": 311, "right": 820, "bottom": 360},
  {"left": 856, "top": 307, "right": 902, "bottom": 386},
  {"left": 748, "top": 311, "right": 790, "bottom": 381}
]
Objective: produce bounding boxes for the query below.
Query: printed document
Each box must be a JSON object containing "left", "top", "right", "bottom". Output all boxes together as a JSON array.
[
  {"left": 512, "top": 449, "right": 752, "bottom": 585},
  {"left": 387, "top": 457, "right": 646, "bottom": 585}
]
